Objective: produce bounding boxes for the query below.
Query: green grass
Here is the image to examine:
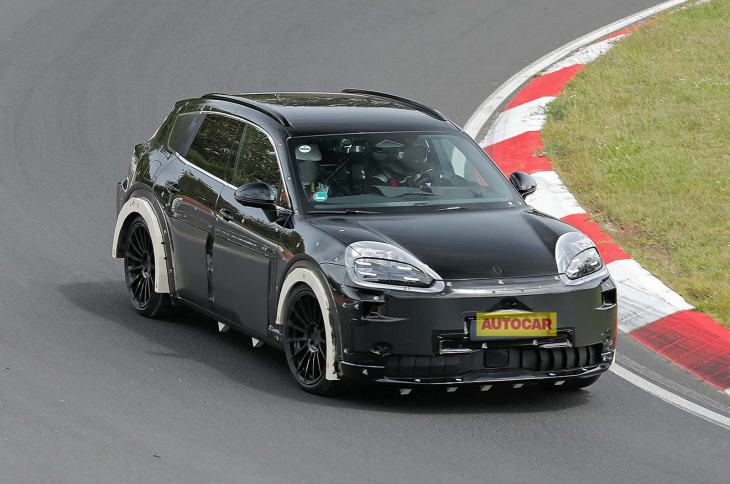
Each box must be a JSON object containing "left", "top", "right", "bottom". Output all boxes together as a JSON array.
[{"left": 542, "top": 0, "right": 730, "bottom": 327}]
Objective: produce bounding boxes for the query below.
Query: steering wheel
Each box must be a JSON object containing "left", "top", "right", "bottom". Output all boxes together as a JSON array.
[
  {"left": 413, "top": 169, "right": 457, "bottom": 188},
  {"left": 412, "top": 170, "right": 434, "bottom": 188}
]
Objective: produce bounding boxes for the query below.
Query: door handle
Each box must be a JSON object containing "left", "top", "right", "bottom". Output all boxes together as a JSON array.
[
  {"left": 165, "top": 181, "right": 180, "bottom": 193},
  {"left": 218, "top": 208, "right": 234, "bottom": 221}
]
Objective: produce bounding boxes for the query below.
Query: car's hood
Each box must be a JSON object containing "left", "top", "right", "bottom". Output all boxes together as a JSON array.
[{"left": 308, "top": 208, "right": 575, "bottom": 280}]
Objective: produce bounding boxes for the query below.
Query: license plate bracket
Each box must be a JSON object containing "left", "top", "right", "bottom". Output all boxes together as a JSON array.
[{"left": 471, "top": 311, "right": 557, "bottom": 340}]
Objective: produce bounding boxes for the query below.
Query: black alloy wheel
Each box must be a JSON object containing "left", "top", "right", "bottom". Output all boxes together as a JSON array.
[
  {"left": 284, "top": 285, "right": 339, "bottom": 396},
  {"left": 124, "top": 217, "right": 172, "bottom": 318}
]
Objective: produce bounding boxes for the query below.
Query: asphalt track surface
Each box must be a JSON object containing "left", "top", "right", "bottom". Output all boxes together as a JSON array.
[{"left": 1, "top": 1, "right": 728, "bottom": 483}]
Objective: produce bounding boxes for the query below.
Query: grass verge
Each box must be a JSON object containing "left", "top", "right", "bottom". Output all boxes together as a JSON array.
[{"left": 542, "top": 0, "right": 729, "bottom": 327}]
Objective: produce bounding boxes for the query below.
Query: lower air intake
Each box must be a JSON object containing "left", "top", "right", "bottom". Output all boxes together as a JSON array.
[{"left": 518, "top": 344, "right": 603, "bottom": 371}]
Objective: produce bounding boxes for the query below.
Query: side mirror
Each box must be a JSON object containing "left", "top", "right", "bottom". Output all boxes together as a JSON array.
[
  {"left": 234, "top": 182, "right": 276, "bottom": 208},
  {"left": 509, "top": 171, "right": 537, "bottom": 198}
]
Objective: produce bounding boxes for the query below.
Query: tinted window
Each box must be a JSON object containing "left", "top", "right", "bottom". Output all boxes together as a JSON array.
[
  {"left": 231, "top": 125, "right": 281, "bottom": 189},
  {"left": 288, "top": 132, "right": 521, "bottom": 213},
  {"left": 185, "top": 114, "right": 242, "bottom": 181},
  {"left": 150, "top": 109, "right": 175, "bottom": 145},
  {"left": 167, "top": 112, "right": 203, "bottom": 154}
]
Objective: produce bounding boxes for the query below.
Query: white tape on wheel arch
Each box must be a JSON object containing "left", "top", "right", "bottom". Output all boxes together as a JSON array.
[
  {"left": 276, "top": 267, "right": 338, "bottom": 380},
  {"left": 112, "top": 197, "right": 170, "bottom": 293}
]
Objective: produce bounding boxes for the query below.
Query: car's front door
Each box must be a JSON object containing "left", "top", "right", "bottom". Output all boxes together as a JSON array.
[
  {"left": 165, "top": 113, "right": 243, "bottom": 308},
  {"left": 213, "top": 122, "right": 287, "bottom": 336}
]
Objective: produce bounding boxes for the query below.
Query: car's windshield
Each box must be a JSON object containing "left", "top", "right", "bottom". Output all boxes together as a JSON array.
[{"left": 288, "top": 132, "right": 522, "bottom": 213}]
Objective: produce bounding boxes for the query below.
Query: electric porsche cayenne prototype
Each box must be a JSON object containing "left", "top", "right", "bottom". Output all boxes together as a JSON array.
[{"left": 113, "top": 90, "right": 617, "bottom": 396}]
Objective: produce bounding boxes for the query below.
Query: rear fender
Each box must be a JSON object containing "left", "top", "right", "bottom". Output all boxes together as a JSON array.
[{"left": 112, "top": 197, "right": 170, "bottom": 294}]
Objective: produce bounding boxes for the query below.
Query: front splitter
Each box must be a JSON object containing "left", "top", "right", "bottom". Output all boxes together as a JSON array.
[{"left": 340, "top": 360, "right": 611, "bottom": 386}]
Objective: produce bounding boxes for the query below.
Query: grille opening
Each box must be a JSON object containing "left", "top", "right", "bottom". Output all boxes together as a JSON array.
[
  {"left": 362, "top": 301, "right": 385, "bottom": 317},
  {"left": 384, "top": 344, "right": 603, "bottom": 378},
  {"left": 520, "top": 344, "right": 602, "bottom": 371},
  {"left": 484, "top": 349, "right": 509, "bottom": 368}
]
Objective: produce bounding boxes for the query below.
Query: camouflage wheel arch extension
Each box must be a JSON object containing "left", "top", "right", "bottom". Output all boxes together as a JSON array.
[
  {"left": 112, "top": 197, "right": 171, "bottom": 294},
  {"left": 276, "top": 266, "right": 339, "bottom": 381}
]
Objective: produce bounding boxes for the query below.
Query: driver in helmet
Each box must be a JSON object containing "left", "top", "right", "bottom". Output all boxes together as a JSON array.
[{"left": 368, "top": 144, "right": 432, "bottom": 189}]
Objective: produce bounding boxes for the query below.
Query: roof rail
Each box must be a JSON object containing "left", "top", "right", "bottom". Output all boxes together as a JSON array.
[
  {"left": 201, "top": 93, "right": 291, "bottom": 126},
  {"left": 341, "top": 89, "right": 448, "bottom": 122}
]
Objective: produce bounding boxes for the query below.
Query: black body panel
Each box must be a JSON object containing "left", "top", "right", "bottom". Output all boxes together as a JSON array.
[
  {"left": 317, "top": 261, "right": 617, "bottom": 358},
  {"left": 215, "top": 92, "right": 458, "bottom": 137},
  {"left": 159, "top": 160, "right": 224, "bottom": 307},
  {"left": 213, "top": 184, "right": 281, "bottom": 336},
  {"left": 115, "top": 91, "right": 617, "bottom": 389},
  {"left": 308, "top": 208, "right": 574, "bottom": 279}
]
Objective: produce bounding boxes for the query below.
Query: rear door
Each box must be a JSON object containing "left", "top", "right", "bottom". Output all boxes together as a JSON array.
[
  {"left": 212, "top": 122, "right": 287, "bottom": 336},
  {"left": 162, "top": 112, "right": 243, "bottom": 307}
]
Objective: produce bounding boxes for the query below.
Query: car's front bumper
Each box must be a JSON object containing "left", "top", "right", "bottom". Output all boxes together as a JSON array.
[{"left": 321, "top": 265, "right": 617, "bottom": 386}]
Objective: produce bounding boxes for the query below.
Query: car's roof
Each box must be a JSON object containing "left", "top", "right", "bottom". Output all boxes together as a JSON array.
[{"left": 202, "top": 91, "right": 459, "bottom": 137}]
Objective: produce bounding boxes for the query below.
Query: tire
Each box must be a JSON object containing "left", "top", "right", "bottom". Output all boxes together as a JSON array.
[
  {"left": 123, "top": 217, "right": 173, "bottom": 319},
  {"left": 283, "top": 284, "right": 340, "bottom": 396},
  {"left": 557, "top": 375, "right": 601, "bottom": 390}
]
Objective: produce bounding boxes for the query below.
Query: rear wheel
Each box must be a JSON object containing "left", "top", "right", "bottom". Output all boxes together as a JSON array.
[
  {"left": 124, "top": 217, "right": 172, "bottom": 318},
  {"left": 284, "top": 285, "right": 340, "bottom": 396}
]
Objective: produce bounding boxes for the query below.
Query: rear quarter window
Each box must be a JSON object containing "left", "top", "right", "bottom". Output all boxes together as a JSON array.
[
  {"left": 184, "top": 114, "right": 242, "bottom": 181},
  {"left": 166, "top": 112, "right": 204, "bottom": 155}
]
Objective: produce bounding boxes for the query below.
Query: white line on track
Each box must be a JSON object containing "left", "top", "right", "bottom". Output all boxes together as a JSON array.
[
  {"left": 482, "top": 96, "right": 554, "bottom": 146},
  {"left": 607, "top": 259, "right": 694, "bottom": 332},
  {"left": 463, "top": 0, "right": 694, "bottom": 139},
  {"left": 611, "top": 364, "right": 730, "bottom": 431},
  {"left": 617, "top": 354, "right": 730, "bottom": 415},
  {"left": 541, "top": 35, "right": 627, "bottom": 75},
  {"left": 525, "top": 171, "right": 586, "bottom": 219},
  {"left": 464, "top": 0, "right": 730, "bottom": 428}
]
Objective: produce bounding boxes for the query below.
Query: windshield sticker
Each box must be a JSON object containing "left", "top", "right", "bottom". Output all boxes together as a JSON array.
[{"left": 312, "top": 191, "right": 328, "bottom": 202}]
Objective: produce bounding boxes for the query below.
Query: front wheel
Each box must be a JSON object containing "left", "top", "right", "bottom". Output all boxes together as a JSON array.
[
  {"left": 123, "top": 217, "right": 172, "bottom": 318},
  {"left": 283, "top": 285, "right": 340, "bottom": 396}
]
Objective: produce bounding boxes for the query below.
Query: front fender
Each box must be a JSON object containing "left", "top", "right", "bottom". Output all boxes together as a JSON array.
[{"left": 275, "top": 262, "right": 339, "bottom": 380}]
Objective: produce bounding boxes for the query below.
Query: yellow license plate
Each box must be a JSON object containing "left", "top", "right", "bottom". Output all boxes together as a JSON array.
[{"left": 474, "top": 312, "right": 557, "bottom": 337}]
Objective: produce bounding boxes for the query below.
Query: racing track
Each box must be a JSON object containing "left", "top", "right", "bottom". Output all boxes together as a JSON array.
[{"left": 0, "top": 1, "right": 728, "bottom": 482}]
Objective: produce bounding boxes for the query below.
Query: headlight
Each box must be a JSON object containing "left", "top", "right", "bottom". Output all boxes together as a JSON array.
[
  {"left": 345, "top": 241, "right": 444, "bottom": 292},
  {"left": 555, "top": 232, "right": 607, "bottom": 284},
  {"left": 565, "top": 247, "right": 603, "bottom": 279},
  {"left": 353, "top": 258, "right": 434, "bottom": 287}
]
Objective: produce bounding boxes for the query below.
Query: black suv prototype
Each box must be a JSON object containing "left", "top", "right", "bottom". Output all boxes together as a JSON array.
[{"left": 113, "top": 90, "right": 617, "bottom": 395}]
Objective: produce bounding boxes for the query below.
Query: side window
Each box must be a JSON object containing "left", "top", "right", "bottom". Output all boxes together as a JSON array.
[
  {"left": 167, "top": 113, "right": 204, "bottom": 155},
  {"left": 150, "top": 109, "right": 175, "bottom": 145},
  {"left": 184, "top": 114, "right": 243, "bottom": 181},
  {"left": 231, "top": 125, "right": 282, "bottom": 192}
]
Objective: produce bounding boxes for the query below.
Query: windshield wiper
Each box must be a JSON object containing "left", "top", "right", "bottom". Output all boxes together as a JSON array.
[
  {"left": 437, "top": 206, "right": 470, "bottom": 211},
  {"left": 309, "top": 209, "right": 381, "bottom": 215},
  {"left": 391, "top": 191, "right": 441, "bottom": 198}
]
